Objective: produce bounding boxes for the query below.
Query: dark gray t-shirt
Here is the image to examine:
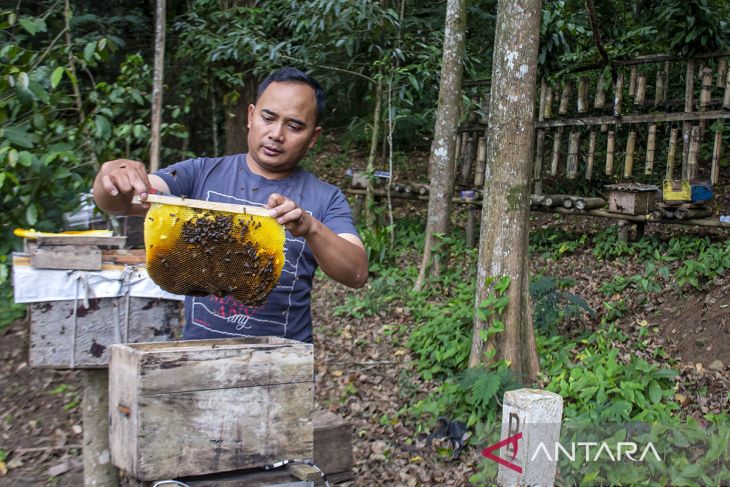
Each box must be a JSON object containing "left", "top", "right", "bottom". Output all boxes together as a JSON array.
[{"left": 155, "top": 153, "right": 358, "bottom": 343}]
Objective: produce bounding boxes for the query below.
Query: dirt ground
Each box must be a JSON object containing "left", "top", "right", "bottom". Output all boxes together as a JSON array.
[
  {"left": 1, "top": 140, "right": 729, "bottom": 484},
  {"left": 2, "top": 214, "right": 729, "bottom": 485}
]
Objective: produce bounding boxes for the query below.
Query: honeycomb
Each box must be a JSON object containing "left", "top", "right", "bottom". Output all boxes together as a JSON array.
[{"left": 144, "top": 200, "right": 285, "bottom": 306}]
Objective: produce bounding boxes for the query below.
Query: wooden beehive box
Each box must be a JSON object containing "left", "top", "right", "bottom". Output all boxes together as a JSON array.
[
  {"left": 606, "top": 184, "right": 658, "bottom": 215},
  {"left": 109, "top": 337, "right": 314, "bottom": 481},
  {"left": 29, "top": 297, "right": 181, "bottom": 368}
]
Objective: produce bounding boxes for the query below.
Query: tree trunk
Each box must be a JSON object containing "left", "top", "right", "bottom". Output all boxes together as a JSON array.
[
  {"left": 413, "top": 0, "right": 467, "bottom": 291},
  {"left": 224, "top": 76, "right": 256, "bottom": 155},
  {"left": 469, "top": 0, "right": 541, "bottom": 383},
  {"left": 365, "top": 75, "right": 383, "bottom": 229},
  {"left": 149, "top": 0, "right": 166, "bottom": 173}
]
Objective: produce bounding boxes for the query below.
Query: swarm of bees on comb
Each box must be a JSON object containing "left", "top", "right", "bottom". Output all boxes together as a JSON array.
[{"left": 144, "top": 202, "right": 285, "bottom": 306}]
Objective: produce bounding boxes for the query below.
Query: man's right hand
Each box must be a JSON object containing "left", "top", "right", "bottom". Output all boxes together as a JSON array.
[
  {"left": 98, "top": 159, "right": 151, "bottom": 200},
  {"left": 93, "top": 159, "right": 156, "bottom": 215}
]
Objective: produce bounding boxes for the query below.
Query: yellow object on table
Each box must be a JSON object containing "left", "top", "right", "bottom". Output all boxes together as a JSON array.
[
  {"left": 14, "top": 228, "right": 114, "bottom": 238},
  {"left": 662, "top": 180, "right": 691, "bottom": 202}
]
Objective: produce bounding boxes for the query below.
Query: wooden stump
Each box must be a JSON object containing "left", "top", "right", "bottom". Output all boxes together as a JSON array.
[{"left": 82, "top": 369, "right": 120, "bottom": 486}]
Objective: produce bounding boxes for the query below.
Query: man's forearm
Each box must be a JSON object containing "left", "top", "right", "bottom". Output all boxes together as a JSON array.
[{"left": 305, "top": 220, "right": 368, "bottom": 288}]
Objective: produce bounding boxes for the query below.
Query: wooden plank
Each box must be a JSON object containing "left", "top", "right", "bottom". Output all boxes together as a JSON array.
[
  {"left": 586, "top": 131, "right": 596, "bottom": 180},
  {"left": 655, "top": 63, "right": 667, "bottom": 107},
  {"left": 717, "top": 59, "right": 727, "bottom": 88},
  {"left": 723, "top": 64, "right": 730, "bottom": 109},
  {"left": 313, "top": 410, "right": 353, "bottom": 476},
  {"left": 139, "top": 194, "right": 271, "bottom": 217},
  {"left": 566, "top": 130, "right": 580, "bottom": 179},
  {"left": 35, "top": 235, "right": 126, "bottom": 248},
  {"left": 134, "top": 385, "right": 313, "bottom": 480},
  {"left": 475, "top": 136, "right": 486, "bottom": 187},
  {"left": 687, "top": 125, "right": 700, "bottom": 180},
  {"left": 577, "top": 77, "right": 589, "bottom": 113},
  {"left": 634, "top": 74, "right": 647, "bottom": 105},
  {"left": 624, "top": 131, "right": 636, "bottom": 178},
  {"left": 29, "top": 298, "right": 181, "bottom": 368},
  {"left": 136, "top": 343, "right": 313, "bottom": 395},
  {"left": 700, "top": 67, "right": 714, "bottom": 108},
  {"left": 711, "top": 128, "right": 723, "bottom": 185},
  {"left": 558, "top": 80, "right": 572, "bottom": 115},
  {"left": 31, "top": 245, "right": 102, "bottom": 271},
  {"left": 110, "top": 337, "right": 314, "bottom": 481},
  {"left": 666, "top": 127, "right": 679, "bottom": 180},
  {"left": 594, "top": 75, "right": 606, "bottom": 109},
  {"left": 535, "top": 109, "right": 730, "bottom": 129},
  {"left": 606, "top": 130, "right": 615, "bottom": 175},
  {"left": 533, "top": 129, "right": 546, "bottom": 194},
  {"left": 645, "top": 124, "right": 657, "bottom": 175},
  {"left": 109, "top": 346, "right": 140, "bottom": 477},
  {"left": 550, "top": 127, "right": 563, "bottom": 176},
  {"left": 543, "top": 86, "right": 553, "bottom": 119},
  {"left": 683, "top": 60, "right": 695, "bottom": 177},
  {"left": 613, "top": 71, "right": 624, "bottom": 117},
  {"left": 628, "top": 66, "right": 638, "bottom": 97}
]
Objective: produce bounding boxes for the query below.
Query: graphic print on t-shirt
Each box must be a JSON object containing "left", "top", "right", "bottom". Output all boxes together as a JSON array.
[{"left": 189, "top": 190, "right": 307, "bottom": 337}]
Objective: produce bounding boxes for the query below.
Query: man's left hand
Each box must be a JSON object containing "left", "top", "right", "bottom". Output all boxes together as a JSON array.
[{"left": 267, "top": 193, "right": 313, "bottom": 237}]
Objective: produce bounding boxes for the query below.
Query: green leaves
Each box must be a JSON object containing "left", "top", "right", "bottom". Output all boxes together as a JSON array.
[
  {"left": 25, "top": 203, "right": 38, "bottom": 226},
  {"left": 50, "top": 66, "right": 64, "bottom": 88}
]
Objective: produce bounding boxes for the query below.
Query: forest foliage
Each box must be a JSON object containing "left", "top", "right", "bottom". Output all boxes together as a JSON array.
[{"left": 1, "top": 0, "right": 729, "bottom": 283}]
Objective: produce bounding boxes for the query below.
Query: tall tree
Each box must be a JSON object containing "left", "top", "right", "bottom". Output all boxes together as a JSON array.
[
  {"left": 469, "top": 0, "right": 541, "bottom": 382},
  {"left": 413, "top": 0, "right": 467, "bottom": 291},
  {"left": 149, "top": 0, "right": 166, "bottom": 172}
]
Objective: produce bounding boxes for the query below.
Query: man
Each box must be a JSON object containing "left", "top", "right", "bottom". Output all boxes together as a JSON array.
[{"left": 93, "top": 67, "right": 368, "bottom": 343}]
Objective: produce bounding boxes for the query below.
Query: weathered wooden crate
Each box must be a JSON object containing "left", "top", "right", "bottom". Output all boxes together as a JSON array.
[
  {"left": 606, "top": 184, "right": 658, "bottom": 215},
  {"left": 109, "top": 337, "right": 314, "bottom": 481},
  {"left": 29, "top": 297, "right": 181, "bottom": 368}
]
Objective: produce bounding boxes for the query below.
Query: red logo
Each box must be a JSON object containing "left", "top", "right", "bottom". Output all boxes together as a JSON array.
[{"left": 481, "top": 432, "right": 523, "bottom": 473}]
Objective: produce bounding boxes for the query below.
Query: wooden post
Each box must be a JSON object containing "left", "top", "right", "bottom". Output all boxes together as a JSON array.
[
  {"left": 585, "top": 131, "right": 596, "bottom": 180},
  {"left": 645, "top": 124, "right": 657, "bottom": 175},
  {"left": 149, "top": 0, "right": 166, "bottom": 173},
  {"left": 550, "top": 128, "right": 563, "bottom": 175},
  {"left": 724, "top": 65, "right": 730, "bottom": 109},
  {"left": 624, "top": 130, "right": 636, "bottom": 178},
  {"left": 628, "top": 66, "right": 638, "bottom": 97},
  {"left": 613, "top": 72, "right": 624, "bottom": 117},
  {"left": 606, "top": 130, "right": 615, "bottom": 175},
  {"left": 666, "top": 127, "right": 679, "bottom": 180},
  {"left": 687, "top": 125, "right": 700, "bottom": 180},
  {"left": 475, "top": 136, "right": 487, "bottom": 187},
  {"left": 717, "top": 59, "right": 727, "bottom": 88},
  {"left": 566, "top": 130, "right": 580, "bottom": 179},
  {"left": 543, "top": 86, "right": 553, "bottom": 118},
  {"left": 634, "top": 74, "right": 647, "bottom": 106},
  {"left": 83, "top": 369, "right": 119, "bottom": 486},
  {"left": 617, "top": 219, "right": 630, "bottom": 242},
  {"left": 683, "top": 60, "right": 695, "bottom": 177},
  {"left": 594, "top": 74, "right": 606, "bottom": 109},
  {"left": 654, "top": 63, "right": 666, "bottom": 107},
  {"left": 533, "top": 130, "right": 546, "bottom": 194},
  {"left": 577, "top": 77, "right": 589, "bottom": 113},
  {"left": 493, "top": 389, "right": 563, "bottom": 487},
  {"left": 558, "top": 80, "right": 572, "bottom": 115},
  {"left": 700, "top": 67, "right": 713, "bottom": 109},
  {"left": 460, "top": 134, "right": 476, "bottom": 186},
  {"left": 711, "top": 127, "right": 723, "bottom": 185}
]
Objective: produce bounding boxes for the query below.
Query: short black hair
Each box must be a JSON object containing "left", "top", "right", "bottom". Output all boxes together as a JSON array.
[{"left": 256, "top": 67, "right": 326, "bottom": 124}]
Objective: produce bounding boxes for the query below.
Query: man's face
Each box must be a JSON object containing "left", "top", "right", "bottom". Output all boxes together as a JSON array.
[{"left": 247, "top": 81, "right": 321, "bottom": 179}]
